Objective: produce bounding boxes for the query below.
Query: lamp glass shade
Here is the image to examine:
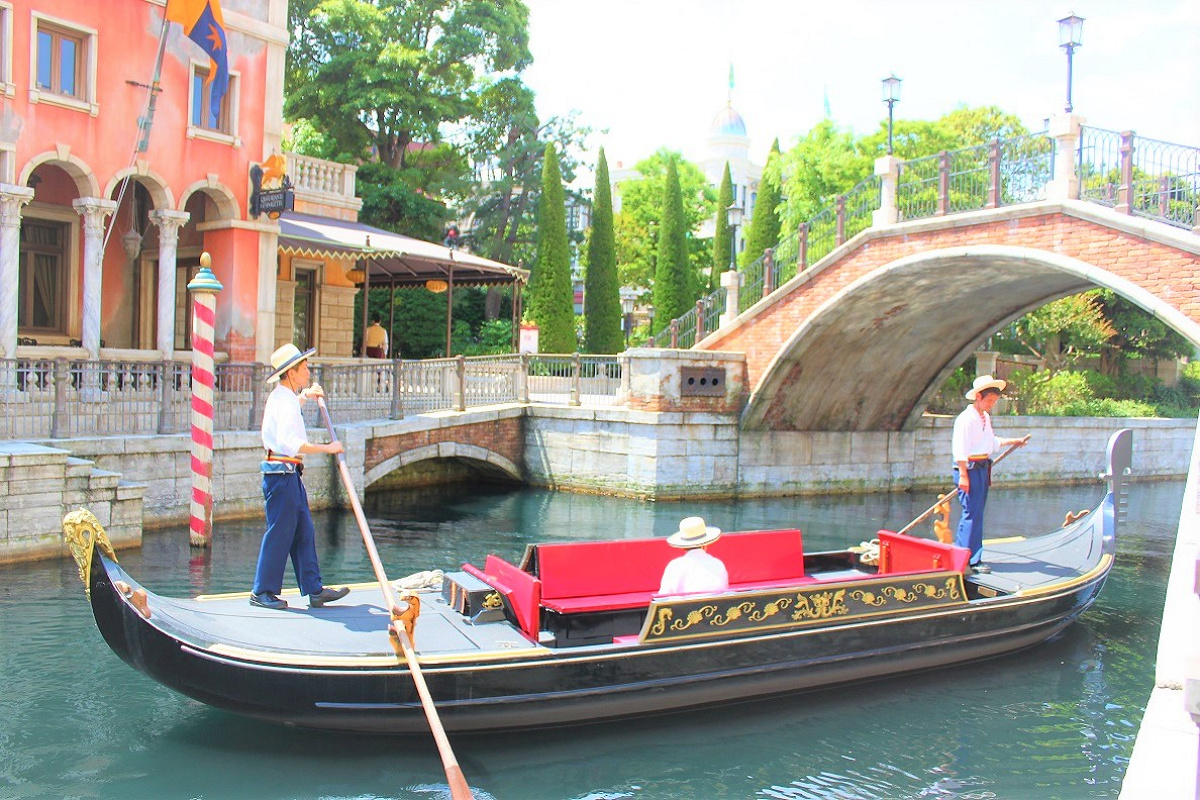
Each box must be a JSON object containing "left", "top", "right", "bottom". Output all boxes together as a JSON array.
[
  {"left": 882, "top": 74, "right": 902, "bottom": 103},
  {"left": 726, "top": 203, "right": 744, "bottom": 228},
  {"left": 425, "top": 279, "right": 449, "bottom": 293},
  {"left": 345, "top": 268, "right": 366, "bottom": 284},
  {"left": 1058, "top": 13, "right": 1084, "bottom": 47}
]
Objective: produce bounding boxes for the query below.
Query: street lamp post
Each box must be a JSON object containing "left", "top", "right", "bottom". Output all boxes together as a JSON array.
[
  {"left": 620, "top": 294, "right": 635, "bottom": 346},
  {"left": 726, "top": 202, "right": 744, "bottom": 272},
  {"left": 1058, "top": 13, "right": 1085, "bottom": 113},
  {"left": 881, "top": 74, "right": 902, "bottom": 155}
]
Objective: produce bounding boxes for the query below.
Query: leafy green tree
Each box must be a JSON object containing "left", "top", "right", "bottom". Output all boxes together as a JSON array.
[
  {"left": 614, "top": 149, "right": 715, "bottom": 292},
  {"left": 584, "top": 148, "right": 622, "bottom": 353},
  {"left": 652, "top": 157, "right": 689, "bottom": 334},
  {"left": 1003, "top": 290, "right": 1116, "bottom": 373},
  {"left": 529, "top": 143, "right": 575, "bottom": 352},
  {"left": 460, "top": 78, "right": 592, "bottom": 270},
  {"left": 740, "top": 139, "right": 783, "bottom": 268},
  {"left": 1094, "top": 290, "right": 1194, "bottom": 374},
  {"left": 286, "top": 0, "right": 531, "bottom": 169},
  {"left": 710, "top": 162, "right": 733, "bottom": 291},
  {"left": 779, "top": 120, "right": 871, "bottom": 231}
]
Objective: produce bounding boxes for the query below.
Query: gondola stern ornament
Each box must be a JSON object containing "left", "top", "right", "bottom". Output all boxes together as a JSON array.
[{"left": 62, "top": 508, "right": 118, "bottom": 600}]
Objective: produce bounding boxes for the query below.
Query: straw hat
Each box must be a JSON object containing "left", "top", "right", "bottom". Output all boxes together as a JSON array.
[
  {"left": 965, "top": 374, "right": 1006, "bottom": 401},
  {"left": 667, "top": 516, "right": 722, "bottom": 549},
  {"left": 267, "top": 343, "right": 316, "bottom": 383}
]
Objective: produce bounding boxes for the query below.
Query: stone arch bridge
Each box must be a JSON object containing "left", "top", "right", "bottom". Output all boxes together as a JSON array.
[{"left": 702, "top": 201, "right": 1200, "bottom": 432}]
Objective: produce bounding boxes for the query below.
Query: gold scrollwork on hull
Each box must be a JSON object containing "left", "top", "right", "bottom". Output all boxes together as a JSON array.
[
  {"left": 791, "top": 589, "right": 848, "bottom": 621},
  {"left": 852, "top": 577, "right": 963, "bottom": 608},
  {"left": 62, "top": 508, "right": 118, "bottom": 599}
]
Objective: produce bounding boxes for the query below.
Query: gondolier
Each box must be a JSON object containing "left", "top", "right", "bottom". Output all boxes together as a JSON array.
[
  {"left": 952, "top": 375, "right": 1029, "bottom": 573},
  {"left": 250, "top": 343, "right": 350, "bottom": 610}
]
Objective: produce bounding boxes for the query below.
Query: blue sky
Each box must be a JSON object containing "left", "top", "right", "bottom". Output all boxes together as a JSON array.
[{"left": 522, "top": 0, "right": 1200, "bottom": 171}]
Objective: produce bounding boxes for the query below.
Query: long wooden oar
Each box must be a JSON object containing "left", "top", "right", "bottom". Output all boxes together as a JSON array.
[
  {"left": 316, "top": 397, "right": 472, "bottom": 800},
  {"left": 895, "top": 434, "right": 1032, "bottom": 537}
]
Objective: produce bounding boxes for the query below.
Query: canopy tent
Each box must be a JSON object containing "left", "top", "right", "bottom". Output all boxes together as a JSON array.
[{"left": 277, "top": 212, "right": 527, "bottom": 356}]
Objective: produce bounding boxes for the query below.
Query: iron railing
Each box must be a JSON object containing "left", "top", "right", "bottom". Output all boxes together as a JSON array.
[
  {"left": 0, "top": 354, "right": 622, "bottom": 441},
  {"left": 1079, "top": 127, "right": 1200, "bottom": 230}
]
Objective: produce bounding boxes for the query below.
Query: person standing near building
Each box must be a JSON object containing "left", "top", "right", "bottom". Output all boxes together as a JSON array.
[
  {"left": 952, "top": 375, "right": 1030, "bottom": 574},
  {"left": 364, "top": 316, "right": 388, "bottom": 359},
  {"left": 250, "top": 343, "right": 351, "bottom": 610}
]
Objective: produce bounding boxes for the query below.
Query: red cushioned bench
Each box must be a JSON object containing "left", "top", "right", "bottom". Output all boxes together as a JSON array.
[
  {"left": 874, "top": 530, "right": 970, "bottom": 575},
  {"left": 533, "top": 529, "right": 809, "bottom": 614}
]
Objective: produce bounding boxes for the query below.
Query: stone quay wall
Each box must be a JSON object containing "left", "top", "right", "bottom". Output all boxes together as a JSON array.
[{"left": 1, "top": 347, "right": 1193, "bottom": 563}]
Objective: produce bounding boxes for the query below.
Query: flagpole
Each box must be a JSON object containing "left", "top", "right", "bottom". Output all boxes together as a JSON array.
[{"left": 102, "top": 14, "right": 170, "bottom": 256}]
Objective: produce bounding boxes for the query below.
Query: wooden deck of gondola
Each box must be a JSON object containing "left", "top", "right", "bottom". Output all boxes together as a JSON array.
[{"left": 113, "top": 569, "right": 544, "bottom": 663}]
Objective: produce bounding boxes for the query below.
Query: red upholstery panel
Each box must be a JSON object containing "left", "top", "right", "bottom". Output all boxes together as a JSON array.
[
  {"left": 542, "top": 590, "right": 656, "bottom": 613},
  {"left": 707, "top": 529, "right": 805, "bottom": 585},
  {"left": 537, "top": 539, "right": 675, "bottom": 599},
  {"left": 875, "top": 530, "right": 970, "bottom": 574},
  {"left": 463, "top": 555, "right": 542, "bottom": 639}
]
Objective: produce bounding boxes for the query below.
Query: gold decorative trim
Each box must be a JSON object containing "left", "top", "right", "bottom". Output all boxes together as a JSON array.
[
  {"left": 62, "top": 508, "right": 117, "bottom": 600},
  {"left": 640, "top": 572, "right": 969, "bottom": 644}
]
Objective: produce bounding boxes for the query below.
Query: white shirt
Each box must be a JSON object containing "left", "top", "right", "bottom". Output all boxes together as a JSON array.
[
  {"left": 261, "top": 384, "right": 308, "bottom": 457},
  {"left": 951, "top": 405, "right": 1001, "bottom": 463},
  {"left": 657, "top": 548, "right": 730, "bottom": 596}
]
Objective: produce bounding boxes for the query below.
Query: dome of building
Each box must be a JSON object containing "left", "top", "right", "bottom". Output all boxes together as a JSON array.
[{"left": 710, "top": 105, "right": 747, "bottom": 138}]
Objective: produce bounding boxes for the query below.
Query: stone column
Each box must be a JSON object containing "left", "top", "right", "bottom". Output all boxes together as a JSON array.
[
  {"left": 873, "top": 155, "right": 900, "bottom": 227},
  {"left": 72, "top": 197, "right": 118, "bottom": 359},
  {"left": 719, "top": 268, "right": 743, "bottom": 329},
  {"left": 1046, "top": 113, "right": 1083, "bottom": 202},
  {"left": 0, "top": 184, "right": 34, "bottom": 360},
  {"left": 149, "top": 209, "right": 190, "bottom": 360}
]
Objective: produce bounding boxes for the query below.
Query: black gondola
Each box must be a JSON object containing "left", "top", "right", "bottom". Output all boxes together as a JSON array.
[{"left": 64, "top": 430, "right": 1132, "bottom": 734}]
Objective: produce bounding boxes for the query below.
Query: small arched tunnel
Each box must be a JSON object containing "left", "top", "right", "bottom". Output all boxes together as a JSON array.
[
  {"left": 362, "top": 442, "right": 523, "bottom": 495},
  {"left": 742, "top": 246, "right": 1200, "bottom": 432}
]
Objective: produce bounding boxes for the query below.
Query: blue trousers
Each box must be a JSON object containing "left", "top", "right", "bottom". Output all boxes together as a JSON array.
[
  {"left": 252, "top": 472, "right": 323, "bottom": 597},
  {"left": 954, "top": 462, "right": 990, "bottom": 564}
]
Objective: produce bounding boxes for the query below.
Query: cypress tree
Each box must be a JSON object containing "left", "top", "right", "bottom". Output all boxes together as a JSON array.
[
  {"left": 529, "top": 142, "right": 576, "bottom": 353},
  {"left": 710, "top": 162, "right": 734, "bottom": 291},
  {"left": 741, "top": 138, "right": 783, "bottom": 268},
  {"left": 652, "top": 157, "right": 688, "bottom": 335},
  {"left": 583, "top": 148, "right": 623, "bottom": 353}
]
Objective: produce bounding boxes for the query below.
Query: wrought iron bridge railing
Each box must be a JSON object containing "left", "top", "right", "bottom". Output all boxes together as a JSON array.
[
  {"left": 0, "top": 354, "right": 622, "bottom": 441},
  {"left": 650, "top": 127, "right": 1199, "bottom": 350}
]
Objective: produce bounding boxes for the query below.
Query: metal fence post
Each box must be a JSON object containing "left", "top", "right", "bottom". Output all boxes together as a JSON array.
[
  {"left": 986, "top": 140, "right": 1002, "bottom": 209},
  {"left": 762, "top": 248, "right": 775, "bottom": 300},
  {"left": 570, "top": 352, "right": 581, "bottom": 407},
  {"left": 157, "top": 359, "right": 173, "bottom": 434},
  {"left": 670, "top": 320, "right": 679, "bottom": 349},
  {"left": 797, "top": 223, "right": 808, "bottom": 271},
  {"left": 518, "top": 353, "right": 530, "bottom": 403},
  {"left": 249, "top": 364, "right": 265, "bottom": 431},
  {"left": 51, "top": 357, "right": 68, "bottom": 438},
  {"left": 937, "top": 151, "right": 950, "bottom": 215},
  {"left": 390, "top": 358, "right": 404, "bottom": 419},
  {"left": 835, "top": 195, "right": 846, "bottom": 245},
  {"left": 454, "top": 355, "right": 466, "bottom": 411},
  {"left": 694, "top": 299, "right": 705, "bottom": 340},
  {"left": 1116, "top": 131, "right": 1135, "bottom": 215}
]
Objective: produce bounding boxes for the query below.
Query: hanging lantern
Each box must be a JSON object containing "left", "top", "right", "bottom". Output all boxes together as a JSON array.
[
  {"left": 425, "top": 279, "right": 449, "bottom": 293},
  {"left": 346, "top": 266, "right": 366, "bottom": 284}
]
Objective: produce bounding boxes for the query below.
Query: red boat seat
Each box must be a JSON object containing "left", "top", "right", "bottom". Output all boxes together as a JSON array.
[
  {"left": 874, "top": 530, "right": 970, "bottom": 575},
  {"left": 535, "top": 529, "right": 807, "bottom": 614},
  {"left": 462, "top": 555, "right": 541, "bottom": 639}
]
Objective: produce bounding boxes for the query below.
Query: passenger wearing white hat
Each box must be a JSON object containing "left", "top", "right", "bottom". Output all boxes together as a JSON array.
[
  {"left": 658, "top": 516, "right": 730, "bottom": 596},
  {"left": 951, "top": 375, "right": 1029, "bottom": 573},
  {"left": 250, "top": 343, "right": 350, "bottom": 610}
]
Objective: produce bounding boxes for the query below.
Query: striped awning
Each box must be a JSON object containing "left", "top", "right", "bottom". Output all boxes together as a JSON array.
[{"left": 277, "top": 212, "right": 527, "bottom": 287}]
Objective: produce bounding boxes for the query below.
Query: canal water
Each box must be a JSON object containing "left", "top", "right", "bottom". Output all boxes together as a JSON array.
[{"left": 0, "top": 478, "right": 1183, "bottom": 800}]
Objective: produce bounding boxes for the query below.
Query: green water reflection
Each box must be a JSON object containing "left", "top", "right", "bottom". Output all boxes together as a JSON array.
[{"left": 0, "top": 479, "right": 1182, "bottom": 799}]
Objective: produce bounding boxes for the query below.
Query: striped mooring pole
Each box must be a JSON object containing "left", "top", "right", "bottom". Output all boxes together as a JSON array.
[{"left": 186, "top": 253, "right": 223, "bottom": 548}]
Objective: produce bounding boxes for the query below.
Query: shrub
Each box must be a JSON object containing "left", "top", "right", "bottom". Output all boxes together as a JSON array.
[{"left": 1008, "top": 369, "right": 1092, "bottom": 414}]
